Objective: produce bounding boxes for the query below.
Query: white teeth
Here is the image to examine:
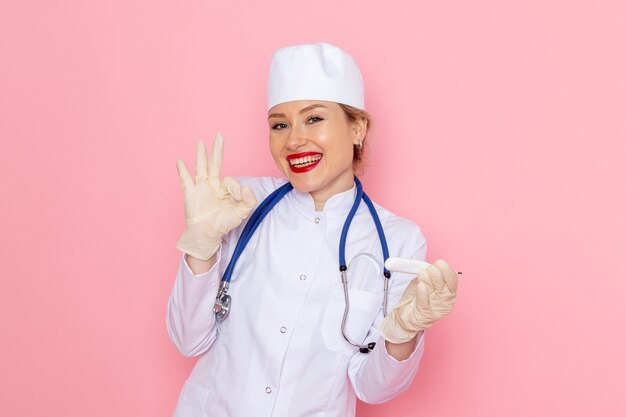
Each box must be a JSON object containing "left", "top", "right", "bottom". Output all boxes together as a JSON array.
[{"left": 289, "top": 155, "right": 322, "bottom": 167}]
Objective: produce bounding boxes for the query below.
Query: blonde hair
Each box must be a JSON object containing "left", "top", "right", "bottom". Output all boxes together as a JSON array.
[{"left": 338, "top": 103, "right": 372, "bottom": 173}]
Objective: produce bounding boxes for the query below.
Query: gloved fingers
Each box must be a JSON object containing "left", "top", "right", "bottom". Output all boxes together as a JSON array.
[
  {"left": 426, "top": 263, "right": 451, "bottom": 298},
  {"left": 416, "top": 269, "right": 434, "bottom": 291},
  {"left": 432, "top": 259, "right": 458, "bottom": 294},
  {"left": 223, "top": 176, "right": 242, "bottom": 202},
  {"left": 400, "top": 277, "right": 419, "bottom": 302},
  {"left": 415, "top": 280, "right": 432, "bottom": 314},
  {"left": 241, "top": 186, "right": 257, "bottom": 208},
  {"left": 195, "top": 140, "right": 209, "bottom": 183},
  {"left": 208, "top": 132, "right": 224, "bottom": 180},
  {"left": 176, "top": 159, "right": 193, "bottom": 193}
]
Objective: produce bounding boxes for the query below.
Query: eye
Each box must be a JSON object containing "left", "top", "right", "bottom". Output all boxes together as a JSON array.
[
  {"left": 307, "top": 116, "right": 323, "bottom": 124},
  {"left": 272, "top": 123, "right": 288, "bottom": 130}
]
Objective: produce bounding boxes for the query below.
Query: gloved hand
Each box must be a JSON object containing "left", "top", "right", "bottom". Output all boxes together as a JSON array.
[
  {"left": 176, "top": 133, "right": 257, "bottom": 261},
  {"left": 379, "top": 259, "right": 458, "bottom": 344}
]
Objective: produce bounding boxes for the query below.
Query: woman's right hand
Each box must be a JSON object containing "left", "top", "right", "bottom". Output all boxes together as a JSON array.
[
  {"left": 176, "top": 133, "right": 257, "bottom": 261},
  {"left": 379, "top": 259, "right": 458, "bottom": 344}
]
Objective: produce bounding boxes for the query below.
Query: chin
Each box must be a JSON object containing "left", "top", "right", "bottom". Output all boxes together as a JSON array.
[
  {"left": 286, "top": 176, "right": 322, "bottom": 193},
  {"left": 277, "top": 163, "right": 315, "bottom": 191}
]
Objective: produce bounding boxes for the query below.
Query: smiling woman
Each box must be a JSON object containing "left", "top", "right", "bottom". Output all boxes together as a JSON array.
[
  {"left": 270, "top": 102, "right": 371, "bottom": 167},
  {"left": 268, "top": 100, "right": 367, "bottom": 210},
  {"left": 167, "top": 42, "right": 459, "bottom": 417}
]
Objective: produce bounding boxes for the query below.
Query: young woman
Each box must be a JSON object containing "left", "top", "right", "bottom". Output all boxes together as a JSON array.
[{"left": 167, "top": 42, "right": 458, "bottom": 417}]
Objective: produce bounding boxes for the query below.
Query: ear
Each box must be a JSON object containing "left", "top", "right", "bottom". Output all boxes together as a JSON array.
[{"left": 351, "top": 117, "right": 367, "bottom": 146}]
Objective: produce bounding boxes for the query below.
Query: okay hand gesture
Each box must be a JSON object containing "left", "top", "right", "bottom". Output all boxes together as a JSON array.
[{"left": 176, "top": 133, "right": 257, "bottom": 261}]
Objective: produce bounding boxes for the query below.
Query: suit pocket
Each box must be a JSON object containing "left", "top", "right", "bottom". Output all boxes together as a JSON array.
[{"left": 321, "top": 288, "right": 381, "bottom": 355}]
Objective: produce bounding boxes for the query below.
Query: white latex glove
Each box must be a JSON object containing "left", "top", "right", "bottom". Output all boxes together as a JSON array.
[
  {"left": 176, "top": 133, "right": 257, "bottom": 261},
  {"left": 379, "top": 259, "right": 458, "bottom": 344}
]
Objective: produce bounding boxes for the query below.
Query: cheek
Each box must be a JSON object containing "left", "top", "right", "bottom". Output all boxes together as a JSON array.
[
  {"left": 344, "top": 145, "right": 355, "bottom": 166},
  {"left": 321, "top": 128, "right": 352, "bottom": 157},
  {"left": 332, "top": 137, "right": 355, "bottom": 165},
  {"left": 269, "top": 140, "right": 289, "bottom": 174},
  {"left": 330, "top": 125, "right": 355, "bottom": 158}
]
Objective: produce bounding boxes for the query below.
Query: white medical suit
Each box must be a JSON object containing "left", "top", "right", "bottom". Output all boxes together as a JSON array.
[{"left": 167, "top": 177, "right": 427, "bottom": 417}]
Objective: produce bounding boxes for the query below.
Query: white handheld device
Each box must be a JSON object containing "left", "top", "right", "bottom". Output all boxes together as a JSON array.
[{"left": 384, "top": 257, "right": 431, "bottom": 275}]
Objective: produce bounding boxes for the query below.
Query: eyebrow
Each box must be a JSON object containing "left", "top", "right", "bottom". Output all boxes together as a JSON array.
[{"left": 268, "top": 104, "right": 327, "bottom": 119}]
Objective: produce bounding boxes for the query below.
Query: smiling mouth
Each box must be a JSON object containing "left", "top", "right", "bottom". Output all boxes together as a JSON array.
[{"left": 289, "top": 154, "right": 323, "bottom": 168}]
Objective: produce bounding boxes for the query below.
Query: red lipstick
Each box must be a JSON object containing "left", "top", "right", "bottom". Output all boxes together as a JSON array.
[{"left": 287, "top": 152, "right": 323, "bottom": 173}]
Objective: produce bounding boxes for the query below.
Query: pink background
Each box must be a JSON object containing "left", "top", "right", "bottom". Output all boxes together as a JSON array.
[{"left": 1, "top": 1, "right": 625, "bottom": 416}]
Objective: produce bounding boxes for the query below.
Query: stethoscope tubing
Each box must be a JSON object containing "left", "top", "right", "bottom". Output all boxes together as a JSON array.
[
  {"left": 214, "top": 177, "right": 390, "bottom": 354},
  {"left": 222, "top": 182, "right": 293, "bottom": 285}
]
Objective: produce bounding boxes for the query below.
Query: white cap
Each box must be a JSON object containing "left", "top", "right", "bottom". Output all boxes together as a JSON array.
[{"left": 267, "top": 42, "right": 365, "bottom": 111}]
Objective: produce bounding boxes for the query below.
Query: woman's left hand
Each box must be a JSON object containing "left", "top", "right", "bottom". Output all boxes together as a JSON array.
[{"left": 379, "top": 259, "right": 459, "bottom": 344}]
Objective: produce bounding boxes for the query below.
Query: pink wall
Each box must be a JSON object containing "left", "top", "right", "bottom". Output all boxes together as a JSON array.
[{"left": 1, "top": 1, "right": 624, "bottom": 416}]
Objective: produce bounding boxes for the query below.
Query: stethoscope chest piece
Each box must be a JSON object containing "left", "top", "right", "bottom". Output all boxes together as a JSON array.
[{"left": 214, "top": 281, "right": 231, "bottom": 321}]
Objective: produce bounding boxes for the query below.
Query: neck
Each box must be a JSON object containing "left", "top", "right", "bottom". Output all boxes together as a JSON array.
[
  {"left": 310, "top": 179, "right": 355, "bottom": 212},
  {"left": 313, "top": 198, "right": 325, "bottom": 212}
]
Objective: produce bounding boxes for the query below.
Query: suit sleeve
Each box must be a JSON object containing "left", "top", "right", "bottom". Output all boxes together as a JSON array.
[
  {"left": 165, "top": 250, "right": 224, "bottom": 357},
  {"left": 347, "top": 227, "right": 427, "bottom": 404},
  {"left": 165, "top": 176, "right": 279, "bottom": 357}
]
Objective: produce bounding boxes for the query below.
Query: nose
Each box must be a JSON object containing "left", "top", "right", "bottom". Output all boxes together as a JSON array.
[{"left": 285, "top": 124, "right": 307, "bottom": 150}]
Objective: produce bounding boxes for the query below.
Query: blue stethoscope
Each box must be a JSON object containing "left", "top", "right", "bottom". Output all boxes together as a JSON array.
[{"left": 213, "top": 177, "right": 391, "bottom": 353}]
